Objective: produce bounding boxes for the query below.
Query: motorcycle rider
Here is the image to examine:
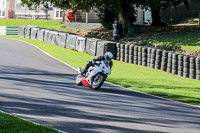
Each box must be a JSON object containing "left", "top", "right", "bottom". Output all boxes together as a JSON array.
[{"left": 80, "top": 52, "right": 113, "bottom": 75}]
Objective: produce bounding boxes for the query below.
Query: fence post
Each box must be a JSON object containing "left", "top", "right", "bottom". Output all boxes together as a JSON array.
[{"left": 86, "top": 12, "right": 89, "bottom": 24}]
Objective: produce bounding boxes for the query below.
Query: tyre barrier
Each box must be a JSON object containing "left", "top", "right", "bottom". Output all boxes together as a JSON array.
[
  {"left": 161, "top": 50, "right": 168, "bottom": 71},
  {"left": 25, "top": 26, "right": 35, "bottom": 39},
  {"left": 147, "top": 48, "right": 152, "bottom": 67},
  {"left": 155, "top": 49, "right": 162, "bottom": 70},
  {"left": 86, "top": 38, "right": 98, "bottom": 56},
  {"left": 138, "top": 46, "right": 142, "bottom": 65},
  {"left": 16, "top": 26, "right": 200, "bottom": 80},
  {"left": 177, "top": 54, "right": 183, "bottom": 76},
  {"left": 31, "top": 27, "right": 40, "bottom": 40},
  {"left": 48, "top": 31, "right": 59, "bottom": 45},
  {"left": 129, "top": 45, "right": 134, "bottom": 64},
  {"left": 150, "top": 48, "right": 156, "bottom": 68},
  {"left": 58, "top": 32, "right": 67, "bottom": 48},
  {"left": 183, "top": 55, "right": 189, "bottom": 78},
  {"left": 18, "top": 26, "right": 26, "bottom": 37},
  {"left": 142, "top": 47, "right": 147, "bottom": 66},
  {"left": 97, "top": 41, "right": 117, "bottom": 59},
  {"left": 189, "top": 56, "right": 196, "bottom": 79},
  {"left": 167, "top": 52, "right": 173, "bottom": 73},
  {"left": 116, "top": 43, "right": 120, "bottom": 61},
  {"left": 133, "top": 46, "right": 138, "bottom": 65},
  {"left": 65, "top": 34, "right": 77, "bottom": 50},
  {"left": 37, "top": 28, "right": 45, "bottom": 42},
  {"left": 125, "top": 44, "right": 129, "bottom": 63},
  {"left": 120, "top": 44, "right": 125, "bottom": 62},
  {"left": 196, "top": 58, "right": 200, "bottom": 80},
  {"left": 172, "top": 53, "right": 178, "bottom": 74},
  {"left": 75, "top": 36, "right": 87, "bottom": 52},
  {"left": 44, "top": 29, "right": 51, "bottom": 42}
]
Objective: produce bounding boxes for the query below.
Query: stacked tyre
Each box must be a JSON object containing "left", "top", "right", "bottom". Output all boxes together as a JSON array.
[
  {"left": 155, "top": 49, "right": 162, "bottom": 69},
  {"left": 138, "top": 46, "right": 142, "bottom": 65},
  {"left": 161, "top": 50, "right": 168, "bottom": 71},
  {"left": 125, "top": 44, "right": 129, "bottom": 63},
  {"left": 134, "top": 46, "right": 138, "bottom": 65},
  {"left": 172, "top": 53, "right": 178, "bottom": 75},
  {"left": 189, "top": 56, "right": 196, "bottom": 79},
  {"left": 150, "top": 48, "right": 156, "bottom": 68},
  {"left": 196, "top": 58, "right": 200, "bottom": 80},
  {"left": 183, "top": 55, "right": 190, "bottom": 78},
  {"left": 147, "top": 48, "right": 152, "bottom": 67},
  {"left": 142, "top": 47, "right": 147, "bottom": 66},
  {"left": 167, "top": 52, "right": 173, "bottom": 73},
  {"left": 120, "top": 44, "right": 125, "bottom": 62},
  {"left": 116, "top": 43, "right": 120, "bottom": 61},
  {"left": 177, "top": 54, "right": 184, "bottom": 76},
  {"left": 129, "top": 45, "right": 134, "bottom": 64}
]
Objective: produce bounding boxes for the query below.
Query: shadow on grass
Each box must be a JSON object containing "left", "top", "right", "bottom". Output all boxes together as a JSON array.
[{"left": 107, "top": 78, "right": 200, "bottom": 105}]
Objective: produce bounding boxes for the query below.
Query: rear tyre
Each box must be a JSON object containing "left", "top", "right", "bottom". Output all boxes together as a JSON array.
[
  {"left": 92, "top": 74, "right": 105, "bottom": 90},
  {"left": 75, "top": 74, "right": 83, "bottom": 86}
]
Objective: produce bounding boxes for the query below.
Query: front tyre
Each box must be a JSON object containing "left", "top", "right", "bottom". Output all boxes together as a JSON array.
[
  {"left": 75, "top": 74, "right": 83, "bottom": 86},
  {"left": 92, "top": 74, "right": 105, "bottom": 90}
]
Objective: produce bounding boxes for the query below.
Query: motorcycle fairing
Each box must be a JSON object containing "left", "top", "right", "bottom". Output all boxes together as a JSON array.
[{"left": 82, "top": 78, "right": 92, "bottom": 87}]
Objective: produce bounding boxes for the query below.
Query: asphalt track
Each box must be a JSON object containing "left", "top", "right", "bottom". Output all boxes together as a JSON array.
[{"left": 0, "top": 38, "right": 200, "bottom": 133}]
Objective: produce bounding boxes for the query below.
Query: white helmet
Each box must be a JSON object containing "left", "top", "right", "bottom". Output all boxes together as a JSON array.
[{"left": 105, "top": 52, "right": 113, "bottom": 61}]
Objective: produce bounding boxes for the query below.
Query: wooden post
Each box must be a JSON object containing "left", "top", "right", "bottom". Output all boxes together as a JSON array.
[{"left": 86, "top": 12, "right": 88, "bottom": 24}]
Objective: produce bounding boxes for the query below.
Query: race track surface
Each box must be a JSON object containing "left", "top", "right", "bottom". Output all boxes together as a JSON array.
[{"left": 0, "top": 38, "right": 200, "bottom": 133}]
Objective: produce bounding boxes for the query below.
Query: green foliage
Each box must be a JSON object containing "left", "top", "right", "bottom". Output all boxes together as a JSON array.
[{"left": 97, "top": 2, "right": 117, "bottom": 30}]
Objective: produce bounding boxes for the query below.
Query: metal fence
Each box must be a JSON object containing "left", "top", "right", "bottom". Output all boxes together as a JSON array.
[{"left": 161, "top": 3, "right": 200, "bottom": 25}]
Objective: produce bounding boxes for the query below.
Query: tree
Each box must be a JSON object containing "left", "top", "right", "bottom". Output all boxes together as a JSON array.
[
  {"left": 21, "top": 0, "right": 137, "bottom": 36},
  {"left": 21, "top": 0, "right": 42, "bottom": 12},
  {"left": 135, "top": 0, "right": 189, "bottom": 26},
  {"left": 21, "top": 0, "right": 189, "bottom": 36}
]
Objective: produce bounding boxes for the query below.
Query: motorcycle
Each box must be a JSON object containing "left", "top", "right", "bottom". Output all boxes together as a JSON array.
[{"left": 75, "top": 60, "right": 111, "bottom": 89}]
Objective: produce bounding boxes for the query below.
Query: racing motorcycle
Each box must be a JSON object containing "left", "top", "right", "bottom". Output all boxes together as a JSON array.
[{"left": 75, "top": 60, "right": 111, "bottom": 89}]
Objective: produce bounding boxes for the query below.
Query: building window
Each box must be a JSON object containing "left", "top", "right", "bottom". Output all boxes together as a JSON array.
[
  {"left": 55, "top": 8, "right": 63, "bottom": 19},
  {"left": 16, "top": 0, "right": 23, "bottom": 10},
  {"left": 0, "top": 0, "right": 6, "bottom": 17}
]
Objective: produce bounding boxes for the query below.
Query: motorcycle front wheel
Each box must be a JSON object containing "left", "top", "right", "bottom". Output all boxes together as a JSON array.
[
  {"left": 75, "top": 74, "right": 83, "bottom": 86},
  {"left": 92, "top": 74, "right": 105, "bottom": 90}
]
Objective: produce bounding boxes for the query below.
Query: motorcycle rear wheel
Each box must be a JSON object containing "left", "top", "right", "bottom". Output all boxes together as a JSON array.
[
  {"left": 76, "top": 74, "right": 83, "bottom": 86},
  {"left": 92, "top": 74, "right": 104, "bottom": 90}
]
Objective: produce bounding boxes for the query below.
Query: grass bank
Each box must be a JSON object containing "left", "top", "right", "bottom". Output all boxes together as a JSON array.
[
  {"left": 1, "top": 35, "right": 200, "bottom": 106},
  {"left": 0, "top": 19, "right": 89, "bottom": 35},
  {"left": 1, "top": 19, "right": 200, "bottom": 54},
  {"left": 0, "top": 111, "right": 59, "bottom": 133},
  {"left": 151, "top": 30, "right": 200, "bottom": 52}
]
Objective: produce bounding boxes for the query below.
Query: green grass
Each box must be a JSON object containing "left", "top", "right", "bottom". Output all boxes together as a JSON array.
[
  {"left": 0, "top": 19, "right": 75, "bottom": 32},
  {"left": 151, "top": 30, "right": 200, "bottom": 52},
  {"left": 1, "top": 35, "right": 200, "bottom": 106},
  {"left": 0, "top": 111, "right": 59, "bottom": 133}
]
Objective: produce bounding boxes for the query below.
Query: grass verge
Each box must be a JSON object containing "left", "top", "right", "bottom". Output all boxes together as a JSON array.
[
  {"left": 0, "top": 111, "right": 59, "bottom": 133},
  {"left": 0, "top": 19, "right": 90, "bottom": 35},
  {"left": 1, "top": 35, "right": 200, "bottom": 106}
]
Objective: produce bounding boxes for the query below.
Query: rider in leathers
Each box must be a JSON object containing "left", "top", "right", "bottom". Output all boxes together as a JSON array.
[{"left": 81, "top": 52, "right": 113, "bottom": 75}]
